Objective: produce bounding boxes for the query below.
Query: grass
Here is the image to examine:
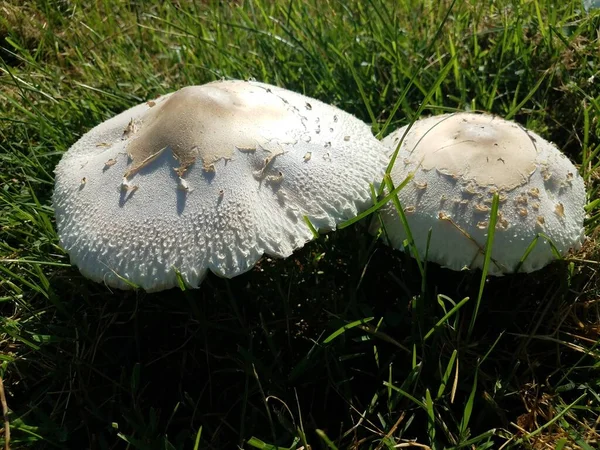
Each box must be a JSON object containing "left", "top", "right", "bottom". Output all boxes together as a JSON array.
[{"left": 1, "top": 0, "right": 600, "bottom": 448}]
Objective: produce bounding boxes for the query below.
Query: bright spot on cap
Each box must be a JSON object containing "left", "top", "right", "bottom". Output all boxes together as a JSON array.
[
  {"left": 53, "top": 80, "right": 388, "bottom": 291},
  {"left": 374, "top": 112, "right": 586, "bottom": 274}
]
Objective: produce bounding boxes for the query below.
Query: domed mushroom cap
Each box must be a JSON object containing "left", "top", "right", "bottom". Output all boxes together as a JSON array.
[
  {"left": 54, "top": 80, "right": 388, "bottom": 291},
  {"left": 375, "top": 112, "right": 586, "bottom": 274}
]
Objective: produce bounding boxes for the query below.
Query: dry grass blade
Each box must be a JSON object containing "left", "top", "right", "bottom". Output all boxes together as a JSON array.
[{"left": 0, "top": 376, "right": 9, "bottom": 450}]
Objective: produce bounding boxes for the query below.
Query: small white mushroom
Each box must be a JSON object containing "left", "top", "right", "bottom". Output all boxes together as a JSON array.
[
  {"left": 374, "top": 112, "right": 586, "bottom": 274},
  {"left": 53, "top": 80, "right": 388, "bottom": 291}
]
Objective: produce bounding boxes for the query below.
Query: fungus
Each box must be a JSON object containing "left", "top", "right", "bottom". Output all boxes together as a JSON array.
[
  {"left": 54, "top": 80, "right": 387, "bottom": 291},
  {"left": 374, "top": 113, "right": 586, "bottom": 274}
]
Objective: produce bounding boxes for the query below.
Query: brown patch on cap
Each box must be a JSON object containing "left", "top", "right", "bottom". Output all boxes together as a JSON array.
[
  {"left": 408, "top": 114, "right": 538, "bottom": 190},
  {"left": 496, "top": 213, "right": 509, "bottom": 230},
  {"left": 125, "top": 82, "right": 301, "bottom": 177}
]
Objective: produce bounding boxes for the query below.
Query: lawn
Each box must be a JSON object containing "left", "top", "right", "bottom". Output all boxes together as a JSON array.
[{"left": 1, "top": 0, "right": 600, "bottom": 448}]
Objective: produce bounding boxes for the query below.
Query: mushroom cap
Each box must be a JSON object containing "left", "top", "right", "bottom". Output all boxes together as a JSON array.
[
  {"left": 375, "top": 112, "right": 586, "bottom": 274},
  {"left": 53, "top": 80, "right": 388, "bottom": 291}
]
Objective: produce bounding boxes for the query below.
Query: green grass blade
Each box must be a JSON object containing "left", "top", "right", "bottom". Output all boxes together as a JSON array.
[
  {"left": 316, "top": 429, "right": 339, "bottom": 450},
  {"left": 458, "top": 368, "right": 478, "bottom": 441},
  {"left": 468, "top": 193, "right": 499, "bottom": 337},
  {"left": 384, "top": 175, "right": 424, "bottom": 277},
  {"left": 323, "top": 317, "right": 374, "bottom": 344},
  {"left": 437, "top": 349, "right": 458, "bottom": 399},
  {"left": 338, "top": 173, "right": 414, "bottom": 229},
  {"left": 424, "top": 297, "right": 470, "bottom": 342}
]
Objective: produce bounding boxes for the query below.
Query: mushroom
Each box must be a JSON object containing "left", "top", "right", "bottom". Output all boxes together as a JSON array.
[
  {"left": 53, "top": 80, "right": 388, "bottom": 291},
  {"left": 374, "top": 112, "right": 586, "bottom": 274}
]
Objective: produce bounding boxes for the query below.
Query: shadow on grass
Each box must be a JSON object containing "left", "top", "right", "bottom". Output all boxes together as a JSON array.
[{"left": 4, "top": 225, "right": 598, "bottom": 449}]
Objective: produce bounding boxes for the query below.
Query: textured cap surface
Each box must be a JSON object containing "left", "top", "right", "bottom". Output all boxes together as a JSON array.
[
  {"left": 53, "top": 80, "right": 388, "bottom": 291},
  {"left": 375, "top": 113, "right": 586, "bottom": 274}
]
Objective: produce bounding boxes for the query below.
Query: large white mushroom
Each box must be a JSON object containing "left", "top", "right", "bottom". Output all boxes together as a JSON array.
[
  {"left": 375, "top": 112, "right": 586, "bottom": 274},
  {"left": 53, "top": 80, "right": 388, "bottom": 291}
]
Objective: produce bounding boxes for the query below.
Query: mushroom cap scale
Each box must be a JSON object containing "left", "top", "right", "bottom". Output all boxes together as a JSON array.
[
  {"left": 376, "top": 113, "right": 586, "bottom": 274},
  {"left": 53, "top": 80, "right": 388, "bottom": 291}
]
